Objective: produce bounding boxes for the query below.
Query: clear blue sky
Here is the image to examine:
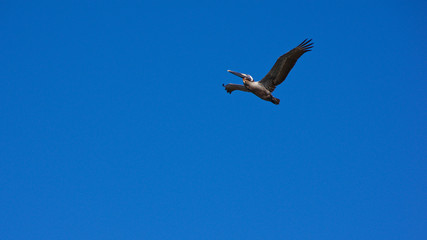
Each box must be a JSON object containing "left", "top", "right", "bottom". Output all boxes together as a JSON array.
[{"left": 1, "top": 0, "right": 426, "bottom": 239}]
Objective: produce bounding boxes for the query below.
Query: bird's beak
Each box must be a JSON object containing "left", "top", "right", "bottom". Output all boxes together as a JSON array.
[{"left": 227, "top": 70, "right": 246, "bottom": 79}]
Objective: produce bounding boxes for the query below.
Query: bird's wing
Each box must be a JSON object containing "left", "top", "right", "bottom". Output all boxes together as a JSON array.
[
  {"left": 259, "top": 39, "right": 313, "bottom": 92},
  {"left": 222, "top": 83, "right": 250, "bottom": 94}
]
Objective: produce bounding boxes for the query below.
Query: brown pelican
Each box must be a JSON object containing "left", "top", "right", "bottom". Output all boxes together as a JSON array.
[{"left": 223, "top": 39, "right": 313, "bottom": 105}]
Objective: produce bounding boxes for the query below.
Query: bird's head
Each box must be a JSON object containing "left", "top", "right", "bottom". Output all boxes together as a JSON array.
[{"left": 227, "top": 70, "right": 254, "bottom": 83}]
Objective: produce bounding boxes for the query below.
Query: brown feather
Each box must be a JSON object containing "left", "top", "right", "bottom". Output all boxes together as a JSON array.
[{"left": 259, "top": 39, "right": 313, "bottom": 92}]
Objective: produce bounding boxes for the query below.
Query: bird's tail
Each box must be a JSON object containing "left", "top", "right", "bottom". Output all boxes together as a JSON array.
[{"left": 271, "top": 97, "right": 280, "bottom": 105}]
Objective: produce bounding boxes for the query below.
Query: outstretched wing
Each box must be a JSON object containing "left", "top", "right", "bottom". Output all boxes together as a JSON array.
[
  {"left": 222, "top": 83, "right": 250, "bottom": 94},
  {"left": 259, "top": 39, "right": 313, "bottom": 92}
]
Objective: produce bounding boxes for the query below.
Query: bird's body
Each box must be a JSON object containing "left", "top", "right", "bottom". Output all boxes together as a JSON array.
[
  {"left": 243, "top": 81, "right": 278, "bottom": 104},
  {"left": 223, "top": 39, "right": 313, "bottom": 105}
]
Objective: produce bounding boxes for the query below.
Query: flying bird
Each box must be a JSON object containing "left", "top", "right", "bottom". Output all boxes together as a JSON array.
[{"left": 223, "top": 39, "right": 313, "bottom": 105}]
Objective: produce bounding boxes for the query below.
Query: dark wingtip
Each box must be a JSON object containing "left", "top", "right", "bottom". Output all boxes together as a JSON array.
[
  {"left": 298, "top": 38, "right": 314, "bottom": 52},
  {"left": 300, "top": 39, "right": 307, "bottom": 45},
  {"left": 223, "top": 84, "right": 232, "bottom": 94}
]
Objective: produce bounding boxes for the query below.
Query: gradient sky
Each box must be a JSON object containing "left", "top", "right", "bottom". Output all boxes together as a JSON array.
[{"left": 1, "top": 0, "right": 426, "bottom": 239}]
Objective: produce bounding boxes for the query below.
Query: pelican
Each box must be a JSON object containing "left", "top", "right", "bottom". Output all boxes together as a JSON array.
[{"left": 223, "top": 39, "right": 313, "bottom": 105}]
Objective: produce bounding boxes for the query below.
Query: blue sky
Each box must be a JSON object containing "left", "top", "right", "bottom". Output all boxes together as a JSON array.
[{"left": 1, "top": 0, "right": 426, "bottom": 239}]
